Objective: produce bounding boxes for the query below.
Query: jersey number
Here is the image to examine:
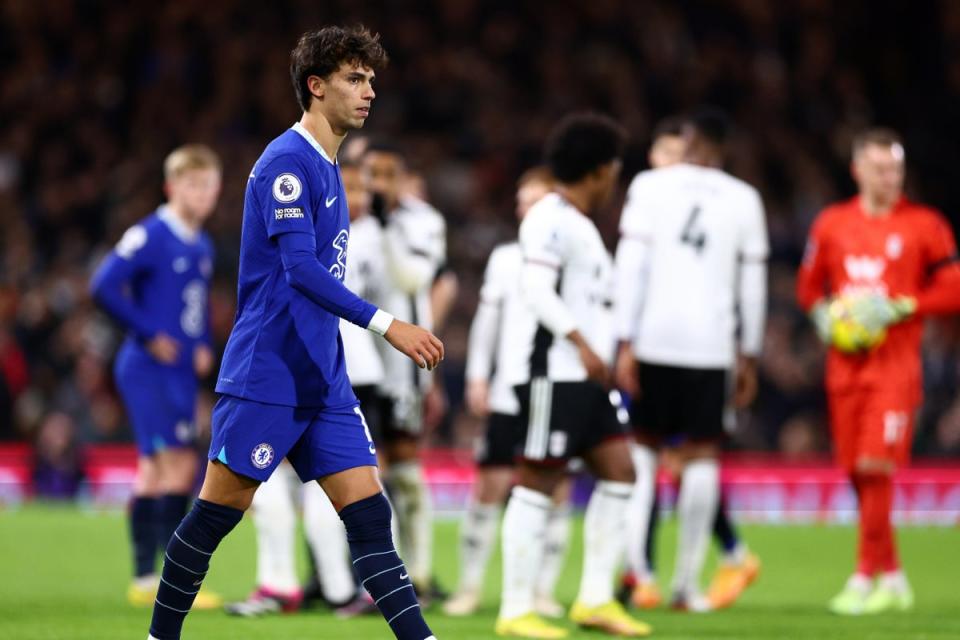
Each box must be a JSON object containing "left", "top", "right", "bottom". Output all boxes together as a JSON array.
[{"left": 680, "top": 205, "right": 707, "bottom": 254}]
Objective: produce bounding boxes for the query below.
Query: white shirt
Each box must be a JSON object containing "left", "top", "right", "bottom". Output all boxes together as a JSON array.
[
  {"left": 465, "top": 242, "right": 529, "bottom": 415},
  {"left": 341, "top": 215, "right": 386, "bottom": 386},
  {"left": 502, "top": 193, "right": 616, "bottom": 385},
  {"left": 376, "top": 195, "right": 447, "bottom": 395},
  {"left": 616, "top": 164, "right": 768, "bottom": 369}
]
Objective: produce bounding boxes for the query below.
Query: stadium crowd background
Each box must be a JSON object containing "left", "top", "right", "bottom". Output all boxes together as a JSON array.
[{"left": 3, "top": 0, "right": 960, "bottom": 497}]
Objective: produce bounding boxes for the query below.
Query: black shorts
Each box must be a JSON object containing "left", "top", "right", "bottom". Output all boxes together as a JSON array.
[
  {"left": 374, "top": 391, "right": 422, "bottom": 444},
  {"left": 475, "top": 412, "right": 521, "bottom": 467},
  {"left": 630, "top": 362, "right": 728, "bottom": 443},
  {"left": 514, "top": 378, "right": 629, "bottom": 463}
]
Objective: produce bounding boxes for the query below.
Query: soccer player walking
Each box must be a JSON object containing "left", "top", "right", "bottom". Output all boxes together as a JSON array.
[
  {"left": 615, "top": 110, "right": 768, "bottom": 612},
  {"left": 143, "top": 25, "right": 442, "bottom": 640},
  {"left": 445, "top": 167, "right": 572, "bottom": 618},
  {"left": 91, "top": 144, "right": 222, "bottom": 611},
  {"left": 797, "top": 129, "right": 960, "bottom": 615},
  {"left": 495, "top": 113, "right": 650, "bottom": 639}
]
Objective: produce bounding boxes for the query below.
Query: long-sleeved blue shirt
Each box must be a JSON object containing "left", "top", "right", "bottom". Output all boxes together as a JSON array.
[
  {"left": 216, "top": 123, "right": 380, "bottom": 408},
  {"left": 90, "top": 206, "right": 214, "bottom": 372}
]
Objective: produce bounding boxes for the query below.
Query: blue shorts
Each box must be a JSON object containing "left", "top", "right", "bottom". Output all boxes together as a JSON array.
[
  {"left": 208, "top": 394, "right": 378, "bottom": 482},
  {"left": 115, "top": 348, "right": 197, "bottom": 457}
]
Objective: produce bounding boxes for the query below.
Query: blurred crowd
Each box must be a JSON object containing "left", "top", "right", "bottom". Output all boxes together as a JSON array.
[{"left": 3, "top": 0, "right": 960, "bottom": 496}]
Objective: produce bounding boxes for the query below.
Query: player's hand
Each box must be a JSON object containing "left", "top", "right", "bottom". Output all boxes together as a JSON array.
[
  {"left": 147, "top": 333, "right": 180, "bottom": 364},
  {"left": 384, "top": 319, "right": 444, "bottom": 370},
  {"left": 465, "top": 379, "right": 491, "bottom": 417},
  {"left": 578, "top": 344, "right": 610, "bottom": 386},
  {"left": 847, "top": 292, "right": 916, "bottom": 333},
  {"left": 809, "top": 299, "right": 834, "bottom": 345},
  {"left": 193, "top": 344, "right": 214, "bottom": 378},
  {"left": 733, "top": 355, "right": 758, "bottom": 408},
  {"left": 614, "top": 342, "right": 640, "bottom": 397}
]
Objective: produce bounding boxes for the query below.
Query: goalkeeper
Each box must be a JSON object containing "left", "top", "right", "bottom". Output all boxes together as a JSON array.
[{"left": 796, "top": 128, "right": 960, "bottom": 616}]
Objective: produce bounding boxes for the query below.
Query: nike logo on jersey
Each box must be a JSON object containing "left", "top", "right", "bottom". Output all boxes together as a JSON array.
[
  {"left": 400, "top": 573, "right": 409, "bottom": 580},
  {"left": 326, "top": 196, "right": 338, "bottom": 208},
  {"left": 172, "top": 257, "right": 190, "bottom": 273}
]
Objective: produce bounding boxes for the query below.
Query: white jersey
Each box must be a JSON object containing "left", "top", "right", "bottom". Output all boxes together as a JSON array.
[
  {"left": 341, "top": 215, "right": 386, "bottom": 386},
  {"left": 465, "top": 242, "right": 530, "bottom": 415},
  {"left": 503, "top": 193, "right": 616, "bottom": 385},
  {"left": 617, "top": 164, "right": 768, "bottom": 369},
  {"left": 376, "top": 195, "right": 447, "bottom": 396}
]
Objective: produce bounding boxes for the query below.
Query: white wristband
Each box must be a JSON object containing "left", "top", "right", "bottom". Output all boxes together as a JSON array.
[{"left": 367, "top": 309, "right": 394, "bottom": 336}]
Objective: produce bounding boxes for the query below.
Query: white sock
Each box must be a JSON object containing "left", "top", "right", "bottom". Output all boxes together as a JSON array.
[
  {"left": 624, "top": 444, "right": 657, "bottom": 581},
  {"left": 576, "top": 480, "right": 633, "bottom": 607},
  {"left": 499, "top": 486, "right": 552, "bottom": 620},
  {"left": 672, "top": 459, "right": 719, "bottom": 598},
  {"left": 387, "top": 461, "right": 434, "bottom": 585},
  {"left": 879, "top": 570, "right": 908, "bottom": 593},
  {"left": 251, "top": 464, "right": 299, "bottom": 595},
  {"left": 457, "top": 500, "right": 501, "bottom": 593},
  {"left": 302, "top": 480, "right": 355, "bottom": 604},
  {"left": 535, "top": 501, "right": 571, "bottom": 599}
]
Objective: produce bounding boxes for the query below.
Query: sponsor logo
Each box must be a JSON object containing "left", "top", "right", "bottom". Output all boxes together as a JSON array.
[
  {"left": 272, "top": 173, "right": 302, "bottom": 203},
  {"left": 250, "top": 443, "right": 275, "bottom": 469},
  {"left": 325, "top": 196, "right": 338, "bottom": 208},
  {"left": 843, "top": 254, "right": 886, "bottom": 283},
  {"left": 275, "top": 207, "right": 305, "bottom": 220},
  {"left": 329, "top": 229, "right": 349, "bottom": 280}
]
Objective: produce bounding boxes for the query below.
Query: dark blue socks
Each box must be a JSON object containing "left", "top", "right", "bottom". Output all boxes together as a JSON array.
[
  {"left": 713, "top": 497, "right": 739, "bottom": 554},
  {"left": 130, "top": 496, "right": 158, "bottom": 577},
  {"left": 340, "top": 493, "right": 434, "bottom": 640},
  {"left": 156, "top": 494, "right": 191, "bottom": 551},
  {"left": 149, "top": 498, "right": 243, "bottom": 640}
]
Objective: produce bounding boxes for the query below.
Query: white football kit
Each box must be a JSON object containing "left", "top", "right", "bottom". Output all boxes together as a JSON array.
[
  {"left": 615, "top": 163, "right": 768, "bottom": 369},
  {"left": 341, "top": 214, "right": 386, "bottom": 386}
]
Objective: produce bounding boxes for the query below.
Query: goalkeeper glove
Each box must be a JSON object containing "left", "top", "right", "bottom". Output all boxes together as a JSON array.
[
  {"left": 847, "top": 293, "right": 916, "bottom": 334},
  {"left": 810, "top": 299, "right": 834, "bottom": 345}
]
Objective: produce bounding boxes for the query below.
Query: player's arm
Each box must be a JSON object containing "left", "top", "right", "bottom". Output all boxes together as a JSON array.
[
  {"left": 464, "top": 250, "right": 505, "bottom": 416},
  {"left": 796, "top": 213, "right": 835, "bottom": 343},
  {"left": 735, "top": 189, "right": 769, "bottom": 407},
  {"left": 383, "top": 211, "right": 444, "bottom": 294},
  {"left": 519, "top": 213, "right": 607, "bottom": 384},
  {"left": 613, "top": 175, "right": 652, "bottom": 395},
  {"left": 913, "top": 214, "right": 960, "bottom": 315},
  {"left": 90, "top": 225, "right": 180, "bottom": 363}
]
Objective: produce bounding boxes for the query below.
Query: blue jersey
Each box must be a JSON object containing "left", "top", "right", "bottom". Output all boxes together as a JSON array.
[
  {"left": 216, "top": 123, "right": 377, "bottom": 408},
  {"left": 91, "top": 207, "right": 214, "bottom": 373}
]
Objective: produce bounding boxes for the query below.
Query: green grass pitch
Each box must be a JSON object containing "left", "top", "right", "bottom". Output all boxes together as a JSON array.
[{"left": 1, "top": 505, "right": 958, "bottom": 639}]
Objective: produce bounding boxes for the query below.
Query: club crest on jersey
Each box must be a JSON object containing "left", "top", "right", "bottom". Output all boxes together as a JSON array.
[
  {"left": 886, "top": 234, "right": 903, "bottom": 260},
  {"left": 250, "top": 443, "right": 275, "bottom": 469},
  {"left": 273, "top": 173, "right": 302, "bottom": 203}
]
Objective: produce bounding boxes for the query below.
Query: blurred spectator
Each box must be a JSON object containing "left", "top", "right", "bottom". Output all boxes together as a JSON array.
[{"left": 32, "top": 412, "right": 83, "bottom": 499}]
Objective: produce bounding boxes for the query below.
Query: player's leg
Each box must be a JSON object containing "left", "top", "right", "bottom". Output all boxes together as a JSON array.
[
  {"left": 446, "top": 411, "right": 516, "bottom": 616},
  {"left": 826, "top": 390, "right": 876, "bottom": 615},
  {"left": 225, "top": 462, "right": 303, "bottom": 616},
  {"left": 147, "top": 396, "right": 306, "bottom": 640},
  {"left": 856, "top": 394, "right": 915, "bottom": 614},
  {"left": 302, "top": 477, "right": 357, "bottom": 606},
  {"left": 533, "top": 475, "right": 573, "bottom": 618},
  {"left": 496, "top": 378, "right": 570, "bottom": 638},
  {"left": 705, "top": 494, "right": 761, "bottom": 609},
  {"left": 291, "top": 403, "right": 436, "bottom": 640},
  {"left": 129, "top": 455, "right": 161, "bottom": 605},
  {"left": 671, "top": 440, "right": 720, "bottom": 611}
]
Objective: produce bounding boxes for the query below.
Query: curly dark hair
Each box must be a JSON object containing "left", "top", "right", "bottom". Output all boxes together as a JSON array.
[
  {"left": 544, "top": 112, "right": 626, "bottom": 183},
  {"left": 290, "top": 25, "right": 389, "bottom": 112}
]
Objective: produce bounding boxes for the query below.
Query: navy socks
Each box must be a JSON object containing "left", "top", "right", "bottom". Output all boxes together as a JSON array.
[
  {"left": 130, "top": 496, "right": 158, "bottom": 577},
  {"left": 713, "top": 497, "right": 739, "bottom": 554},
  {"left": 149, "top": 498, "right": 243, "bottom": 640},
  {"left": 340, "top": 493, "right": 434, "bottom": 640},
  {"left": 156, "top": 494, "right": 191, "bottom": 551}
]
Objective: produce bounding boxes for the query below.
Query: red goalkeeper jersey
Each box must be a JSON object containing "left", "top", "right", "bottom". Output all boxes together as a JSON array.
[{"left": 797, "top": 196, "right": 960, "bottom": 400}]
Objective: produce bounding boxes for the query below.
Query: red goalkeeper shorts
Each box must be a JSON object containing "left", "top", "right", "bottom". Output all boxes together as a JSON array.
[{"left": 827, "top": 387, "right": 917, "bottom": 471}]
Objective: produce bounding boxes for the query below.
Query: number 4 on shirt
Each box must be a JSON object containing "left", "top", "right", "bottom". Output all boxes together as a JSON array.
[{"left": 680, "top": 205, "right": 707, "bottom": 253}]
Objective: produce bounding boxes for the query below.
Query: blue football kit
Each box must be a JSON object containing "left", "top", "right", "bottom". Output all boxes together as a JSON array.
[
  {"left": 91, "top": 206, "right": 214, "bottom": 456},
  {"left": 212, "top": 122, "right": 385, "bottom": 482}
]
